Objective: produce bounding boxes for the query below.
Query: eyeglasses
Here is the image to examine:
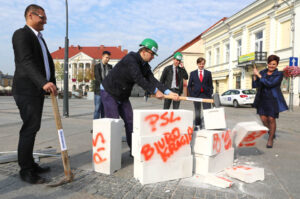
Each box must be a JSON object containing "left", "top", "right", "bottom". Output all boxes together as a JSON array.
[
  {"left": 146, "top": 49, "right": 154, "bottom": 56},
  {"left": 32, "top": 12, "right": 47, "bottom": 20}
]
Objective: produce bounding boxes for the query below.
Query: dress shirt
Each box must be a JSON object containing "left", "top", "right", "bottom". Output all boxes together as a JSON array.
[{"left": 27, "top": 25, "right": 50, "bottom": 81}]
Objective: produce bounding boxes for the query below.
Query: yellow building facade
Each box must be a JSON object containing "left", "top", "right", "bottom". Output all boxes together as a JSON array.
[{"left": 202, "top": 0, "right": 300, "bottom": 106}]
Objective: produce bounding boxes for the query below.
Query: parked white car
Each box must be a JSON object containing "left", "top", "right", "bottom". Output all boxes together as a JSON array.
[{"left": 220, "top": 89, "right": 256, "bottom": 108}]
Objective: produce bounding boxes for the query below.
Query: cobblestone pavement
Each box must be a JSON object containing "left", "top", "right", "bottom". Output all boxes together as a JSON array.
[
  {"left": 0, "top": 162, "right": 255, "bottom": 199},
  {"left": 0, "top": 96, "right": 299, "bottom": 199}
]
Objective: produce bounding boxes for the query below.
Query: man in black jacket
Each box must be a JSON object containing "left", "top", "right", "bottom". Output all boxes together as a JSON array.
[
  {"left": 93, "top": 51, "right": 112, "bottom": 119},
  {"left": 101, "top": 38, "right": 179, "bottom": 153},
  {"left": 160, "top": 52, "right": 188, "bottom": 109},
  {"left": 12, "top": 4, "right": 56, "bottom": 184}
]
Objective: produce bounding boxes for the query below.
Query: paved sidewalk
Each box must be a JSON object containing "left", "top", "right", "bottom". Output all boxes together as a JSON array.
[{"left": 0, "top": 96, "right": 299, "bottom": 199}]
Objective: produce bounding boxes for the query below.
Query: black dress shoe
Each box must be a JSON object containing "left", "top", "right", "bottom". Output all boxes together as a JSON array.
[
  {"left": 20, "top": 170, "right": 46, "bottom": 184},
  {"left": 34, "top": 165, "right": 51, "bottom": 173}
]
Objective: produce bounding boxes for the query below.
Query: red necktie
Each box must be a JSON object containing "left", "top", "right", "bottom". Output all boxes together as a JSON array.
[
  {"left": 200, "top": 70, "right": 204, "bottom": 92},
  {"left": 199, "top": 70, "right": 203, "bottom": 82}
]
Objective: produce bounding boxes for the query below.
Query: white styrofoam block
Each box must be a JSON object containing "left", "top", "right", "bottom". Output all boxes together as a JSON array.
[
  {"left": 133, "top": 110, "right": 193, "bottom": 136},
  {"left": 232, "top": 121, "right": 268, "bottom": 148},
  {"left": 225, "top": 165, "right": 264, "bottom": 183},
  {"left": 204, "top": 174, "right": 233, "bottom": 188},
  {"left": 134, "top": 155, "right": 193, "bottom": 185},
  {"left": 194, "top": 148, "right": 234, "bottom": 175},
  {"left": 191, "top": 129, "right": 232, "bottom": 156},
  {"left": 132, "top": 132, "right": 192, "bottom": 162},
  {"left": 93, "top": 118, "right": 123, "bottom": 175},
  {"left": 203, "top": 108, "right": 226, "bottom": 130}
]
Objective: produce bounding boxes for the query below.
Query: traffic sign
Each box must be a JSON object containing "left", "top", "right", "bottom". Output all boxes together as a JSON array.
[{"left": 289, "top": 57, "right": 298, "bottom": 67}]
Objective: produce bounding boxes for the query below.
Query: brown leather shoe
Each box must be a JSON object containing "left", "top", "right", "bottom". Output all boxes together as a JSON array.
[{"left": 20, "top": 170, "right": 46, "bottom": 184}]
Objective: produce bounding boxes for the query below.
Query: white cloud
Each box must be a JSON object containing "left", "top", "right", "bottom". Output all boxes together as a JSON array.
[{"left": 0, "top": 0, "right": 256, "bottom": 74}]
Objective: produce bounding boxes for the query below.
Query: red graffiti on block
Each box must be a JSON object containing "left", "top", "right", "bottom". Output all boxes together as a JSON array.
[
  {"left": 144, "top": 111, "right": 181, "bottom": 132},
  {"left": 232, "top": 165, "right": 252, "bottom": 170},
  {"left": 213, "top": 130, "right": 232, "bottom": 153},
  {"left": 238, "top": 130, "right": 267, "bottom": 147},
  {"left": 140, "top": 126, "right": 193, "bottom": 162},
  {"left": 93, "top": 132, "right": 107, "bottom": 164}
]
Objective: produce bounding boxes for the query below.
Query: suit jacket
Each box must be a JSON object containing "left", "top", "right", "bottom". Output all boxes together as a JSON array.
[
  {"left": 102, "top": 51, "right": 167, "bottom": 101},
  {"left": 252, "top": 68, "right": 288, "bottom": 112},
  {"left": 94, "top": 62, "right": 112, "bottom": 95},
  {"left": 12, "top": 25, "right": 56, "bottom": 97},
  {"left": 187, "top": 69, "right": 213, "bottom": 98},
  {"left": 160, "top": 65, "right": 188, "bottom": 94}
]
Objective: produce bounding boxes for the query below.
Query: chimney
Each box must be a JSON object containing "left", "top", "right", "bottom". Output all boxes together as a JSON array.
[
  {"left": 118, "top": 45, "right": 121, "bottom": 50},
  {"left": 123, "top": 49, "right": 128, "bottom": 54},
  {"left": 59, "top": 46, "right": 61, "bottom": 50},
  {"left": 71, "top": 45, "right": 74, "bottom": 48},
  {"left": 100, "top": 45, "right": 104, "bottom": 49},
  {"left": 77, "top": 45, "right": 81, "bottom": 49}
]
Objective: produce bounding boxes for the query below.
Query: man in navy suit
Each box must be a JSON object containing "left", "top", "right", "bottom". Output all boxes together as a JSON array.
[
  {"left": 187, "top": 57, "right": 213, "bottom": 130},
  {"left": 12, "top": 4, "right": 56, "bottom": 184}
]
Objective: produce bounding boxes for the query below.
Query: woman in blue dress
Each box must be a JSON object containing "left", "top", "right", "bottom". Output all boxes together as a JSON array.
[{"left": 252, "top": 55, "right": 288, "bottom": 148}]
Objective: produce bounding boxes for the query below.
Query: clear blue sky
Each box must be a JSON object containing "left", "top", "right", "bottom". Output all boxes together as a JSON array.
[{"left": 0, "top": 0, "right": 256, "bottom": 75}]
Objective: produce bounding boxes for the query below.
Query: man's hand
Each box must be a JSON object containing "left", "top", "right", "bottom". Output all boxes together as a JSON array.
[
  {"left": 155, "top": 90, "right": 164, "bottom": 99},
  {"left": 169, "top": 92, "right": 179, "bottom": 101},
  {"left": 43, "top": 82, "right": 57, "bottom": 96}
]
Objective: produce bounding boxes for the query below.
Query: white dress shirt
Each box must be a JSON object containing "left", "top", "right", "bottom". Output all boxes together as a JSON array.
[{"left": 27, "top": 25, "right": 51, "bottom": 81}]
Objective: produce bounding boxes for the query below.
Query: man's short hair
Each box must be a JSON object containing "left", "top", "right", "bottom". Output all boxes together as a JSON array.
[
  {"left": 102, "top": 51, "right": 111, "bottom": 56},
  {"left": 197, "top": 57, "right": 206, "bottom": 64},
  {"left": 24, "top": 4, "right": 44, "bottom": 19}
]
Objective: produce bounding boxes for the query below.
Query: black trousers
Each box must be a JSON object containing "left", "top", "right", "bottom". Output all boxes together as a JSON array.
[
  {"left": 163, "top": 88, "right": 181, "bottom": 109},
  {"left": 194, "top": 93, "right": 211, "bottom": 128},
  {"left": 13, "top": 95, "right": 44, "bottom": 172}
]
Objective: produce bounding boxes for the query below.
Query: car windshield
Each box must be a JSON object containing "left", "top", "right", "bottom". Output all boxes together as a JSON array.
[{"left": 242, "top": 90, "right": 256, "bottom": 94}]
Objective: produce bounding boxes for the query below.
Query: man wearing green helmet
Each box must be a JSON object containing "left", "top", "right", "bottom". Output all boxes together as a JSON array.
[
  {"left": 100, "top": 38, "right": 179, "bottom": 156},
  {"left": 160, "top": 52, "right": 188, "bottom": 109}
]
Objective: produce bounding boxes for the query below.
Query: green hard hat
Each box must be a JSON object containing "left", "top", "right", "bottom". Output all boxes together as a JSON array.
[
  {"left": 139, "top": 38, "right": 158, "bottom": 55},
  {"left": 174, "top": 52, "right": 183, "bottom": 61}
]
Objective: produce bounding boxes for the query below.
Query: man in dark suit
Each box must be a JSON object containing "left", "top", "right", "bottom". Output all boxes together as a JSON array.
[
  {"left": 93, "top": 51, "right": 112, "bottom": 119},
  {"left": 188, "top": 57, "right": 213, "bottom": 130},
  {"left": 12, "top": 4, "right": 56, "bottom": 184},
  {"left": 160, "top": 52, "right": 188, "bottom": 109}
]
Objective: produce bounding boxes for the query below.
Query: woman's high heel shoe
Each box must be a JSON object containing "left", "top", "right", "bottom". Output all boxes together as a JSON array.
[{"left": 266, "top": 144, "right": 273, "bottom": 148}]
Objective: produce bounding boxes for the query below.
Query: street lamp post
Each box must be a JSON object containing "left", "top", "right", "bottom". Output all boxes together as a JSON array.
[
  {"left": 274, "top": 0, "right": 296, "bottom": 111},
  {"left": 63, "top": 0, "right": 69, "bottom": 117},
  {"left": 288, "top": 0, "right": 296, "bottom": 112}
]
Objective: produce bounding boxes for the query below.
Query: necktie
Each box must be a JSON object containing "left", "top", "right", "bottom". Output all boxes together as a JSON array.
[
  {"left": 200, "top": 70, "right": 204, "bottom": 92},
  {"left": 175, "top": 67, "right": 178, "bottom": 87},
  {"left": 200, "top": 70, "right": 203, "bottom": 82}
]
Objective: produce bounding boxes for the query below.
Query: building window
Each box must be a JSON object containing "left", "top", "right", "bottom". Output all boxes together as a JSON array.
[
  {"left": 225, "top": 44, "right": 230, "bottom": 63},
  {"left": 237, "top": 39, "right": 242, "bottom": 59},
  {"left": 236, "top": 75, "right": 241, "bottom": 89},
  {"left": 255, "top": 31, "right": 263, "bottom": 52},
  {"left": 208, "top": 51, "right": 212, "bottom": 67},
  {"left": 280, "top": 20, "right": 291, "bottom": 49},
  {"left": 215, "top": 47, "right": 220, "bottom": 65}
]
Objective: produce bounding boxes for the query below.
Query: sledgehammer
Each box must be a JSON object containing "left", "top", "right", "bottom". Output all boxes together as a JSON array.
[
  {"left": 145, "top": 92, "right": 214, "bottom": 103},
  {"left": 48, "top": 93, "right": 74, "bottom": 187}
]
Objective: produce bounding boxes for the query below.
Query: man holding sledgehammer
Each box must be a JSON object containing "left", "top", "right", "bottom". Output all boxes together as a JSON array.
[{"left": 100, "top": 38, "right": 179, "bottom": 155}]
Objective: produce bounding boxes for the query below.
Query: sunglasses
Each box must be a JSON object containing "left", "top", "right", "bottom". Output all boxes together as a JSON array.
[{"left": 32, "top": 12, "right": 47, "bottom": 20}]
